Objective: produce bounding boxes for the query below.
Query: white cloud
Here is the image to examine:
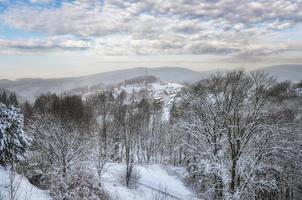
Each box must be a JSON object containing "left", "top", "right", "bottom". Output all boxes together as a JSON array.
[
  {"left": 29, "top": 0, "right": 53, "bottom": 4},
  {"left": 0, "top": 0, "right": 302, "bottom": 58},
  {"left": 0, "top": 36, "right": 90, "bottom": 53}
]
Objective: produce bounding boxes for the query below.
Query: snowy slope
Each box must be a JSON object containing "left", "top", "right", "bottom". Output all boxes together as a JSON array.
[
  {"left": 101, "top": 163, "right": 197, "bottom": 200},
  {"left": 0, "top": 167, "right": 51, "bottom": 200},
  {"left": 118, "top": 82, "right": 183, "bottom": 120},
  {"left": 83, "top": 80, "right": 184, "bottom": 121}
]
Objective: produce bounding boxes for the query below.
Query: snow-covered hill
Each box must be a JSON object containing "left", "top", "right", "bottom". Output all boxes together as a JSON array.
[
  {"left": 119, "top": 82, "right": 183, "bottom": 120},
  {"left": 83, "top": 76, "right": 184, "bottom": 121},
  {"left": 0, "top": 167, "right": 51, "bottom": 200},
  {"left": 0, "top": 67, "right": 201, "bottom": 101}
]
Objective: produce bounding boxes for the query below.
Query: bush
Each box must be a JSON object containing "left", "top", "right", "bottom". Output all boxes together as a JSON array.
[{"left": 50, "top": 169, "right": 109, "bottom": 200}]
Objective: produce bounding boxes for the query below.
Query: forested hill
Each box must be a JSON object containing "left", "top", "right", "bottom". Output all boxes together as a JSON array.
[{"left": 0, "top": 67, "right": 204, "bottom": 101}]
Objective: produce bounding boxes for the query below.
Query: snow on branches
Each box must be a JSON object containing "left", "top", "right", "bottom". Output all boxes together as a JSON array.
[
  {"left": 0, "top": 103, "right": 30, "bottom": 165},
  {"left": 175, "top": 71, "right": 293, "bottom": 199}
]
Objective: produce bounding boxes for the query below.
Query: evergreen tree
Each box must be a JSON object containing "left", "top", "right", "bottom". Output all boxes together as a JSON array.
[
  {"left": 0, "top": 103, "right": 30, "bottom": 165},
  {"left": 0, "top": 91, "right": 7, "bottom": 105},
  {"left": 9, "top": 92, "right": 18, "bottom": 107},
  {"left": 22, "top": 101, "right": 34, "bottom": 126}
]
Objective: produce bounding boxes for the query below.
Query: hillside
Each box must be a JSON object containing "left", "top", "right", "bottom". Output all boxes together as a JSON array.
[
  {"left": 83, "top": 76, "right": 185, "bottom": 121},
  {"left": 0, "top": 67, "right": 202, "bottom": 101}
]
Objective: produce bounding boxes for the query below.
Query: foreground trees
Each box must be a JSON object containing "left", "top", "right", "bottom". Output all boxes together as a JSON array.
[
  {"left": 2, "top": 72, "right": 301, "bottom": 199},
  {"left": 22, "top": 94, "right": 109, "bottom": 199},
  {"left": 176, "top": 71, "right": 302, "bottom": 199}
]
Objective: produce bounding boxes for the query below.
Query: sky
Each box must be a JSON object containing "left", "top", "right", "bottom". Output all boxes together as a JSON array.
[{"left": 0, "top": 0, "right": 302, "bottom": 79}]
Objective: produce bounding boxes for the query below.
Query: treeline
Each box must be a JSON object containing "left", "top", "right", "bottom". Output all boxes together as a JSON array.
[
  {"left": 0, "top": 90, "right": 18, "bottom": 106},
  {"left": 1, "top": 71, "right": 302, "bottom": 200}
]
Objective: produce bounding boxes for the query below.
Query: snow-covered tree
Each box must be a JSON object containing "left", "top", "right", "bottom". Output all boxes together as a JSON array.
[
  {"left": 88, "top": 91, "right": 115, "bottom": 177},
  {"left": 176, "top": 71, "right": 292, "bottom": 199},
  {"left": 0, "top": 103, "right": 30, "bottom": 165},
  {"left": 28, "top": 113, "right": 88, "bottom": 178}
]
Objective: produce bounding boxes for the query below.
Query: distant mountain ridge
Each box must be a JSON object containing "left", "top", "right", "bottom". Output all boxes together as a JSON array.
[
  {"left": 0, "top": 67, "right": 205, "bottom": 101},
  {"left": 0, "top": 65, "right": 301, "bottom": 101},
  {"left": 258, "top": 64, "right": 302, "bottom": 82}
]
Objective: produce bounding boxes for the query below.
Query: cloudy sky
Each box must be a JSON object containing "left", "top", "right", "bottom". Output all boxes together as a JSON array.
[{"left": 0, "top": 0, "right": 302, "bottom": 79}]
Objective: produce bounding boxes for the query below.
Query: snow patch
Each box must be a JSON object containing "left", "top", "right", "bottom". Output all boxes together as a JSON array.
[
  {"left": 0, "top": 166, "right": 51, "bottom": 200},
  {"left": 102, "top": 163, "right": 197, "bottom": 200}
]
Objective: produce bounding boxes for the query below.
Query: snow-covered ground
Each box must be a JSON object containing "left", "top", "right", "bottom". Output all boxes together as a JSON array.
[
  {"left": 0, "top": 163, "right": 196, "bottom": 200},
  {"left": 102, "top": 163, "right": 197, "bottom": 200},
  {"left": 0, "top": 166, "right": 51, "bottom": 200}
]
